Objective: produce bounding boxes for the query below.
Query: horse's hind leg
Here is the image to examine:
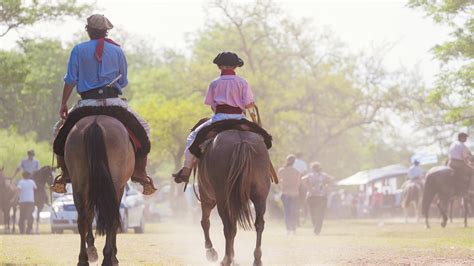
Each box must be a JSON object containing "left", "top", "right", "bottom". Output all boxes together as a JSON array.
[
  {"left": 414, "top": 202, "right": 420, "bottom": 223},
  {"left": 86, "top": 226, "right": 98, "bottom": 262},
  {"left": 218, "top": 204, "right": 237, "bottom": 266},
  {"left": 251, "top": 196, "right": 266, "bottom": 266},
  {"left": 103, "top": 228, "right": 119, "bottom": 266},
  {"left": 11, "top": 206, "right": 16, "bottom": 234},
  {"left": 449, "top": 198, "right": 454, "bottom": 223},
  {"left": 201, "top": 199, "right": 218, "bottom": 262},
  {"left": 77, "top": 210, "right": 89, "bottom": 265},
  {"left": 438, "top": 196, "right": 449, "bottom": 228},
  {"left": 463, "top": 197, "right": 468, "bottom": 227}
]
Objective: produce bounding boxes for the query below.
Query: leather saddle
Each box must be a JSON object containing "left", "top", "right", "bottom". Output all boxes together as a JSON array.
[
  {"left": 188, "top": 118, "right": 272, "bottom": 158},
  {"left": 53, "top": 106, "right": 150, "bottom": 157}
]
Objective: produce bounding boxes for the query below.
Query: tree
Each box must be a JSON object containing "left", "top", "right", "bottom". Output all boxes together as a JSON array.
[
  {"left": 0, "top": 0, "right": 91, "bottom": 37},
  {"left": 409, "top": 0, "right": 473, "bottom": 125},
  {"left": 0, "top": 39, "right": 73, "bottom": 141},
  {"left": 183, "top": 0, "right": 410, "bottom": 176}
]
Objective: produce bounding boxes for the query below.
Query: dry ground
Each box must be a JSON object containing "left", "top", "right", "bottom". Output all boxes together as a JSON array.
[{"left": 1, "top": 217, "right": 474, "bottom": 265}]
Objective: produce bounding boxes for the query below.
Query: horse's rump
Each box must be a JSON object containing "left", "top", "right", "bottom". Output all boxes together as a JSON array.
[
  {"left": 66, "top": 116, "right": 134, "bottom": 235},
  {"left": 401, "top": 181, "right": 421, "bottom": 208},
  {"left": 198, "top": 130, "right": 271, "bottom": 229}
]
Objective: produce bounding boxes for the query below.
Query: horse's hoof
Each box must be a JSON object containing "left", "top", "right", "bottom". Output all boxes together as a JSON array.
[
  {"left": 77, "top": 261, "right": 89, "bottom": 266},
  {"left": 112, "top": 256, "right": 119, "bottom": 266},
  {"left": 425, "top": 224, "right": 430, "bottom": 229},
  {"left": 441, "top": 221, "right": 447, "bottom": 228},
  {"left": 87, "top": 246, "right": 98, "bottom": 262},
  {"left": 253, "top": 260, "right": 263, "bottom": 266},
  {"left": 206, "top": 248, "right": 218, "bottom": 262}
]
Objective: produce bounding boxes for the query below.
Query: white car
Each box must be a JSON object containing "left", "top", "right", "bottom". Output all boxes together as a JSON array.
[{"left": 51, "top": 182, "right": 146, "bottom": 234}]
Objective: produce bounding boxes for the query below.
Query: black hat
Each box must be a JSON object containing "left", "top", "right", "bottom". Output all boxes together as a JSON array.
[{"left": 213, "top": 52, "right": 244, "bottom": 67}]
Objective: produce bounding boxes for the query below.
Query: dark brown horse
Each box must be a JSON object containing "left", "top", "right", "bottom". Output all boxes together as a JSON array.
[
  {"left": 31, "top": 166, "right": 53, "bottom": 233},
  {"left": 422, "top": 165, "right": 472, "bottom": 228},
  {"left": 198, "top": 130, "right": 271, "bottom": 266},
  {"left": 65, "top": 115, "right": 134, "bottom": 265},
  {"left": 0, "top": 167, "right": 17, "bottom": 233}
]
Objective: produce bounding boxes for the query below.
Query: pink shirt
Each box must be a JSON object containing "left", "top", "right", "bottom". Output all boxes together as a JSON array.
[{"left": 204, "top": 73, "right": 254, "bottom": 111}]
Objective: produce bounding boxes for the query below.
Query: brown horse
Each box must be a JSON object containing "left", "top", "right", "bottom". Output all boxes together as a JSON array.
[
  {"left": 198, "top": 130, "right": 271, "bottom": 266},
  {"left": 401, "top": 180, "right": 422, "bottom": 223},
  {"left": 422, "top": 165, "right": 472, "bottom": 228},
  {"left": 65, "top": 115, "right": 134, "bottom": 265},
  {"left": 0, "top": 167, "right": 17, "bottom": 233}
]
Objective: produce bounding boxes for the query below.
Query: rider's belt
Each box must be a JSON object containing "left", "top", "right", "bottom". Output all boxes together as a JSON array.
[
  {"left": 80, "top": 86, "right": 121, "bottom": 100},
  {"left": 215, "top": 104, "right": 243, "bottom": 114}
]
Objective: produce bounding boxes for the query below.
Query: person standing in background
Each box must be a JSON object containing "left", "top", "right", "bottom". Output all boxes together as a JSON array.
[
  {"left": 17, "top": 172, "right": 37, "bottom": 234},
  {"left": 278, "top": 154, "right": 302, "bottom": 234},
  {"left": 302, "top": 162, "right": 332, "bottom": 235},
  {"left": 293, "top": 152, "right": 308, "bottom": 175}
]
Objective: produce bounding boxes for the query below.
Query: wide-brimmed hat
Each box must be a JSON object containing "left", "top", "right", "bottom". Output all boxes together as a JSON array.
[
  {"left": 213, "top": 52, "right": 244, "bottom": 67},
  {"left": 87, "top": 14, "right": 114, "bottom": 30}
]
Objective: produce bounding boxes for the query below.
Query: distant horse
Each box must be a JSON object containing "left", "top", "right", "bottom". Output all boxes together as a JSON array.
[
  {"left": 422, "top": 166, "right": 471, "bottom": 228},
  {"left": 66, "top": 116, "right": 134, "bottom": 265},
  {"left": 31, "top": 166, "right": 53, "bottom": 233},
  {"left": 401, "top": 180, "right": 422, "bottom": 223},
  {"left": 198, "top": 130, "right": 271, "bottom": 266},
  {"left": 0, "top": 167, "right": 17, "bottom": 233}
]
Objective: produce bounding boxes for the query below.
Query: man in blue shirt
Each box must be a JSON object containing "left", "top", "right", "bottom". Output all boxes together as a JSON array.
[{"left": 52, "top": 14, "right": 156, "bottom": 195}]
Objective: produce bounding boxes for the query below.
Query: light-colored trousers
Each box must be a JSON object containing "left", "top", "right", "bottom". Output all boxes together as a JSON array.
[
  {"left": 53, "top": 98, "right": 150, "bottom": 137},
  {"left": 183, "top": 113, "right": 245, "bottom": 168}
]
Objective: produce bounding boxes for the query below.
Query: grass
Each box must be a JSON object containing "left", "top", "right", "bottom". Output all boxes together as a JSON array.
[{"left": 1, "top": 217, "right": 474, "bottom": 265}]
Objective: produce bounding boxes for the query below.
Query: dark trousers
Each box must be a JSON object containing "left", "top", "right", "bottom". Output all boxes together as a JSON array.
[
  {"left": 281, "top": 194, "right": 298, "bottom": 231},
  {"left": 307, "top": 196, "right": 327, "bottom": 234},
  {"left": 19, "top": 202, "right": 35, "bottom": 234},
  {"left": 448, "top": 159, "right": 470, "bottom": 192}
]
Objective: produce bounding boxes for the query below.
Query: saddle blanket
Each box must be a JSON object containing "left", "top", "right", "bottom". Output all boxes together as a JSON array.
[
  {"left": 53, "top": 99, "right": 150, "bottom": 157},
  {"left": 188, "top": 118, "right": 272, "bottom": 158}
]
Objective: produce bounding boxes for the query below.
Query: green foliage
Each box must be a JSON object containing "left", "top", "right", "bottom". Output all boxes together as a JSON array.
[
  {"left": 0, "top": 0, "right": 92, "bottom": 37},
  {"left": 0, "top": 39, "right": 73, "bottom": 140},
  {"left": 0, "top": 129, "right": 51, "bottom": 179},
  {"left": 0, "top": 0, "right": 416, "bottom": 180},
  {"left": 409, "top": 0, "right": 473, "bottom": 124}
]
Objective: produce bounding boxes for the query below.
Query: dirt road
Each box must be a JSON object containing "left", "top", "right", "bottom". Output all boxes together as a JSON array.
[{"left": 1, "top": 218, "right": 474, "bottom": 265}]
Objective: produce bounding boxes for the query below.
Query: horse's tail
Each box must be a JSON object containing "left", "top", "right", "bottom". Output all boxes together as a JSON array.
[
  {"left": 421, "top": 174, "right": 436, "bottom": 217},
  {"left": 401, "top": 185, "right": 410, "bottom": 209},
  {"left": 225, "top": 141, "right": 254, "bottom": 230},
  {"left": 402, "top": 183, "right": 419, "bottom": 209},
  {"left": 84, "top": 120, "right": 121, "bottom": 236}
]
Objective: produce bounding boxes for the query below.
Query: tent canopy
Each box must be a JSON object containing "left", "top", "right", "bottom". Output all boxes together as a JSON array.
[{"left": 337, "top": 164, "right": 408, "bottom": 186}]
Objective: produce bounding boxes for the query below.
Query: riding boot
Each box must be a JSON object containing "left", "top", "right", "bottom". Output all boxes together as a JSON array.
[
  {"left": 51, "top": 155, "right": 70, "bottom": 194},
  {"left": 172, "top": 167, "right": 192, "bottom": 184},
  {"left": 131, "top": 156, "right": 157, "bottom": 195}
]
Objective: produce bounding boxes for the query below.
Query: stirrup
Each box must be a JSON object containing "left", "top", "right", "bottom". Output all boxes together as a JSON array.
[
  {"left": 132, "top": 176, "right": 157, "bottom": 195},
  {"left": 51, "top": 174, "right": 68, "bottom": 194},
  {"left": 172, "top": 169, "right": 190, "bottom": 184}
]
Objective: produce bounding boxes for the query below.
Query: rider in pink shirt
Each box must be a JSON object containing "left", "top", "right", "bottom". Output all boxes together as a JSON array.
[{"left": 173, "top": 52, "right": 255, "bottom": 183}]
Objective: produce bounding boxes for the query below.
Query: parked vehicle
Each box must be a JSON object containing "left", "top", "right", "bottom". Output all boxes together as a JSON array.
[{"left": 51, "top": 182, "right": 145, "bottom": 234}]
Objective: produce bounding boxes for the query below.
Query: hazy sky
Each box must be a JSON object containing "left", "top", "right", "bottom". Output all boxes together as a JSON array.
[{"left": 1, "top": 0, "right": 450, "bottom": 85}]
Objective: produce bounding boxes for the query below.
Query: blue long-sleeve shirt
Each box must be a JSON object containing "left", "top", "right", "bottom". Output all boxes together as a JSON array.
[{"left": 64, "top": 40, "right": 128, "bottom": 93}]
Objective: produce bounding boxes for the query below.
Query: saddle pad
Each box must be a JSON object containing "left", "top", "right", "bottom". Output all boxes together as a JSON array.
[
  {"left": 189, "top": 119, "right": 272, "bottom": 158},
  {"left": 53, "top": 106, "right": 150, "bottom": 157}
]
